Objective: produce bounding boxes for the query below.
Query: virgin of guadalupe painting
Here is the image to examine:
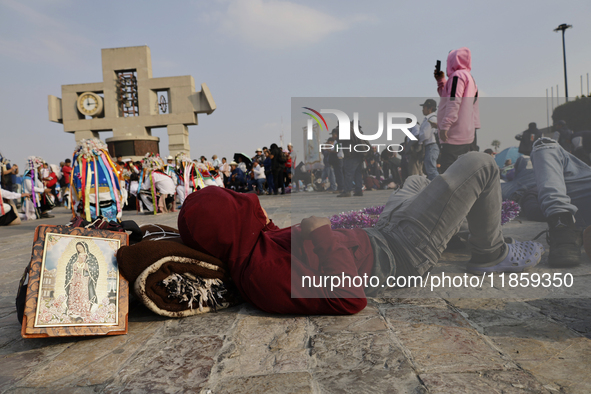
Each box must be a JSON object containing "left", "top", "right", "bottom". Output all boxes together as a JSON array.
[
  {"left": 64, "top": 241, "right": 100, "bottom": 320},
  {"left": 34, "top": 233, "right": 120, "bottom": 327}
]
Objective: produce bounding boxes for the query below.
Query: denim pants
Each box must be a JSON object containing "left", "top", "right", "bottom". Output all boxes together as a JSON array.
[
  {"left": 424, "top": 143, "right": 440, "bottom": 180},
  {"left": 248, "top": 178, "right": 266, "bottom": 193},
  {"left": 321, "top": 165, "right": 337, "bottom": 190},
  {"left": 265, "top": 171, "right": 274, "bottom": 192},
  {"left": 500, "top": 156, "right": 536, "bottom": 201},
  {"left": 372, "top": 152, "right": 504, "bottom": 276},
  {"left": 332, "top": 159, "right": 344, "bottom": 191},
  {"left": 343, "top": 156, "right": 364, "bottom": 193},
  {"left": 531, "top": 138, "right": 591, "bottom": 226}
]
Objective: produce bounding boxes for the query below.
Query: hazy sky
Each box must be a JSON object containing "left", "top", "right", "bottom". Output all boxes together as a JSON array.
[{"left": 1, "top": 0, "right": 590, "bottom": 170}]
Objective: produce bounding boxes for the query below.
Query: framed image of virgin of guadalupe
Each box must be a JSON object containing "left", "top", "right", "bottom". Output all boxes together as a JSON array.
[{"left": 21, "top": 225, "right": 129, "bottom": 338}]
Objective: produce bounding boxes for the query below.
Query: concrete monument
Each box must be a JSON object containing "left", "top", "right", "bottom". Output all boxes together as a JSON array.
[{"left": 48, "top": 46, "right": 216, "bottom": 158}]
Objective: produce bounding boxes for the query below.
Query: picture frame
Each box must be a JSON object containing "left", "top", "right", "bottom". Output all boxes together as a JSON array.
[{"left": 21, "top": 225, "right": 129, "bottom": 338}]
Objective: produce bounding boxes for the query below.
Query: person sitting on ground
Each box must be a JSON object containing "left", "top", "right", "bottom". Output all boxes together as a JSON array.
[
  {"left": 139, "top": 155, "right": 176, "bottom": 213},
  {"left": 228, "top": 161, "right": 246, "bottom": 192},
  {"left": 363, "top": 157, "right": 381, "bottom": 191},
  {"left": 0, "top": 187, "right": 29, "bottom": 226},
  {"left": 247, "top": 161, "right": 266, "bottom": 194},
  {"left": 236, "top": 156, "right": 248, "bottom": 173},
  {"left": 178, "top": 152, "right": 544, "bottom": 315},
  {"left": 530, "top": 137, "right": 591, "bottom": 267}
]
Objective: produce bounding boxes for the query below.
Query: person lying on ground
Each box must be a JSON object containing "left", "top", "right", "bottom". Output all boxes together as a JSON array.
[
  {"left": 178, "top": 152, "right": 544, "bottom": 315},
  {"left": 530, "top": 137, "right": 591, "bottom": 267}
]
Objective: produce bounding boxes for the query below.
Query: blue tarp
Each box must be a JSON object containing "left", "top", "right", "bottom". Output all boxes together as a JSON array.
[{"left": 494, "top": 147, "right": 522, "bottom": 168}]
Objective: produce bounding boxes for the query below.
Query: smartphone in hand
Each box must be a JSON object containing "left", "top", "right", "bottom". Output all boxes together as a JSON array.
[{"left": 435, "top": 60, "right": 441, "bottom": 73}]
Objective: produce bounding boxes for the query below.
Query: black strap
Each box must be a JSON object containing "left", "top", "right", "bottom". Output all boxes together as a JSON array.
[{"left": 450, "top": 76, "right": 459, "bottom": 100}]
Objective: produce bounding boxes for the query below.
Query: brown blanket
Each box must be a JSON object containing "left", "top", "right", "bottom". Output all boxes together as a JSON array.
[{"left": 117, "top": 230, "right": 241, "bottom": 317}]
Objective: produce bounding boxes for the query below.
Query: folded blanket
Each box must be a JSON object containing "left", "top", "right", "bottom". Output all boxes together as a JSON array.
[{"left": 117, "top": 236, "right": 241, "bottom": 317}]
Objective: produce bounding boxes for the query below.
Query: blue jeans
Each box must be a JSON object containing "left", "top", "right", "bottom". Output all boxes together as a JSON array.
[
  {"left": 424, "top": 143, "right": 440, "bottom": 180},
  {"left": 248, "top": 178, "right": 266, "bottom": 193},
  {"left": 531, "top": 138, "right": 591, "bottom": 226},
  {"left": 343, "top": 156, "right": 364, "bottom": 193},
  {"left": 321, "top": 165, "right": 337, "bottom": 190},
  {"left": 265, "top": 171, "right": 274, "bottom": 193},
  {"left": 332, "top": 159, "right": 344, "bottom": 191},
  {"left": 501, "top": 156, "right": 537, "bottom": 201}
]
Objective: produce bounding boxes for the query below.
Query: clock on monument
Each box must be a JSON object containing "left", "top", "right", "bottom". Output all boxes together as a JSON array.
[{"left": 77, "top": 92, "right": 104, "bottom": 117}]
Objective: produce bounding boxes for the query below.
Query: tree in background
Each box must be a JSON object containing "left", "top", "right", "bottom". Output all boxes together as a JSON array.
[
  {"left": 491, "top": 140, "right": 501, "bottom": 152},
  {"left": 552, "top": 96, "right": 591, "bottom": 131}
]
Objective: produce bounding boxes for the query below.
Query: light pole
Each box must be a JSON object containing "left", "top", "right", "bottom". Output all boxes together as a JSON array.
[{"left": 554, "top": 23, "right": 572, "bottom": 101}]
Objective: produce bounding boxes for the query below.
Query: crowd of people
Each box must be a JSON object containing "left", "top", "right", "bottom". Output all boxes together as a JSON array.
[
  {"left": 221, "top": 143, "right": 297, "bottom": 195},
  {"left": 0, "top": 139, "right": 300, "bottom": 225}
]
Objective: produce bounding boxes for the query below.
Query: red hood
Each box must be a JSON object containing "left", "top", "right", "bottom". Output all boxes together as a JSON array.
[
  {"left": 447, "top": 47, "right": 471, "bottom": 75},
  {"left": 178, "top": 187, "right": 268, "bottom": 264}
]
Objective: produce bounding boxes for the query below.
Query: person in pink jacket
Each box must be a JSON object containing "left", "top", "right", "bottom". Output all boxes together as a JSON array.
[{"left": 434, "top": 47, "right": 480, "bottom": 173}]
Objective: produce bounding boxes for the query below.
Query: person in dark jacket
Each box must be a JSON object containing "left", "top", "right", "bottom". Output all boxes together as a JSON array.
[
  {"left": 270, "top": 143, "right": 286, "bottom": 195},
  {"left": 228, "top": 161, "right": 246, "bottom": 192},
  {"left": 572, "top": 130, "right": 591, "bottom": 165},
  {"left": 263, "top": 150, "right": 274, "bottom": 194},
  {"left": 515, "top": 122, "right": 543, "bottom": 156},
  {"left": 552, "top": 120, "right": 574, "bottom": 153}
]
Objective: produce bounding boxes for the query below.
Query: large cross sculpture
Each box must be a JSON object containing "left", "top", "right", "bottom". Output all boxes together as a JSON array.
[{"left": 48, "top": 46, "right": 216, "bottom": 159}]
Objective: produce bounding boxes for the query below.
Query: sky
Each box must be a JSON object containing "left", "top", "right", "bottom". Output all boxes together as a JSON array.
[{"left": 1, "top": 0, "right": 590, "bottom": 171}]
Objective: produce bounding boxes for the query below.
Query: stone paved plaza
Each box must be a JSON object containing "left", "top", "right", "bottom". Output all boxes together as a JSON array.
[{"left": 1, "top": 190, "right": 590, "bottom": 393}]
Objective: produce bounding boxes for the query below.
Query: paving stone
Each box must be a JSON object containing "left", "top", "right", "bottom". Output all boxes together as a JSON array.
[
  {"left": 381, "top": 303, "right": 473, "bottom": 329},
  {"left": 420, "top": 370, "right": 550, "bottom": 393},
  {"left": 395, "top": 324, "right": 509, "bottom": 373},
  {"left": 103, "top": 335, "right": 223, "bottom": 393},
  {"left": 309, "top": 304, "right": 387, "bottom": 333},
  {"left": 0, "top": 345, "right": 69, "bottom": 392},
  {"left": 160, "top": 308, "right": 240, "bottom": 337},
  {"left": 311, "top": 331, "right": 403, "bottom": 371},
  {"left": 490, "top": 337, "right": 591, "bottom": 393},
  {"left": 309, "top": 331, "right": 423, "bottom": 392},
  {"left": 447, "top": 299, "right": 580, "bottom": 341},
  {"left": 527, "top": 298, "right": 591, "bottom": 338},
  {"left": 212, "top": 315, "right": 309, "bottom": 377},
  {"left": 313, "top": 367, "right": 425, "bottom": 394},
  {"left": 14, "top": 321, "right": 160, "bottom": 388},
  {"left": 205, "top": 372, "right": 314, "bottom": 394},
  {"left": 381, "top": 304, "right": 508, "bottom": 373}
]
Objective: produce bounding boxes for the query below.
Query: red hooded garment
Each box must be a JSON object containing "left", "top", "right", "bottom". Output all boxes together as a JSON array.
[{"left": 178, "top": 187, "right": 374, "bottom": 315}]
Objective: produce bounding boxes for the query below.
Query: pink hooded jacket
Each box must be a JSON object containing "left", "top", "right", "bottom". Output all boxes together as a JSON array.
[{"left": 436, "top": 47, "right": 480, "bottom": 145}]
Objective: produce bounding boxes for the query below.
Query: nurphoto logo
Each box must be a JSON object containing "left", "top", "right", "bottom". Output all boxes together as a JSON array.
[{"left": 303, "top": 107, "right": 418, "bottom": 153}]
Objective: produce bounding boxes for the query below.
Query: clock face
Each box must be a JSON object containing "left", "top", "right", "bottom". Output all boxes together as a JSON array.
[{"left": 77, "top": 92, "right": 103, "bottom": 116}]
